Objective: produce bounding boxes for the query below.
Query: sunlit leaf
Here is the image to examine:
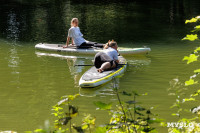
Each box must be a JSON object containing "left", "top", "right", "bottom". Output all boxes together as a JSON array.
[
  {"left": 182, "top": 98, "right": 195, "bottom": 103},
  {"left": 192, "top": 25, "right": 200, "bottom": 32},
  {"left": 34, "top": 129, "right": 46, "bottom": 133},
  {"left": 25, "top": 131, "right": 32, "bottom": 133},
  {"left": 82, "top": 124, "right": 88, "bottom": 129},
  {"left": 182, "top": 34, "right": 198, "bottom": 41},
  {"left": 185, "top": 18, "right": 198, "bottom": 24},
  {"left": 142, "top": 92, "right": 148, "bottom": 96},
  {"left": 194, "top": 69, "right": 200, "bottom": 73},
  {"left": 52, "top": 106, "right": 63, "bottom": 112},
  {"left": 160, "top": 122, "right": 167, "bottom": 127},
  {"left": 171, "top": 113, "right": 180, "bottom": 116},
  {"left": 195, "top": 25, "right": 200, "bottom": 29},
  {"left": 68, "top": 94, "right": 80, "bottom": 100},
  {"left": 191, "top": 89, "right": 200, "bottom": 97},
  {"left": 61, "top": 94, "right": 80, "bottom": 101},
  {"left": 185, "top": 79, "right": 198, "bottom": 86},
  {"left": 94, "top": 101, "right": 112, "bottom": 110},
  {"left": 52, "top": 113, "right": 58, "bottom": 117},
  {"left": 183, "top": 54, "right": 198, "bottom": 64},
  {"left": 82, "top": 114, "right": 96, "bottom": 125},
  {"left": 194, "top": 47, "right": 200, "bottom": 53},
  {"left": 170, "top": 103, "right": 179, "bottom": 109}
]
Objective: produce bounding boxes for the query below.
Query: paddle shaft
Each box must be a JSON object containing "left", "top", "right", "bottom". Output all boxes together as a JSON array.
[{"left": 74, "top": 64, "right": 127, "bottom": 67}]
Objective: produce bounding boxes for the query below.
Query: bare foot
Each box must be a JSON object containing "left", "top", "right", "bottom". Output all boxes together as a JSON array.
[
  {"left": 63, "top": 45, "right": 68, "bottom": 48},
  {"left": 97, "top": 68, "right": 103, "bottom": 73}
]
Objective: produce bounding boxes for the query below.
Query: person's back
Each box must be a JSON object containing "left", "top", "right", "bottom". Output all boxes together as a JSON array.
[
  {"left": 94, "top": 40, "right": 119, "bottom": 73},
  {"left": 103, "top": 47, "right": 118, "bottom": 61}
]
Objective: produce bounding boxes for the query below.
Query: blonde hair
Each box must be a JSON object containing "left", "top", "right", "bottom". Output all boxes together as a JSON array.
[
  {"left": 104, "top": 40, "right": 117, "bottom": 49},
  {"left": 71, "top": 18, "right": 78, "bottom": 27}
]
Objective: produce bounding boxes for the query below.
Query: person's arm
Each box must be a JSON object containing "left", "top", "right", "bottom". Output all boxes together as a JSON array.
[
  {"left": 65, "top": 36, "right": 70, "bottom": 47},
  {"left": 71, "top": 38, "right": 74, "bottom": 45},
  {"left": 64, "top": 28, "right": 73, "bottom": 47},
  {"left": 113, "top": 51, "right": 119, "bottom": 63}
]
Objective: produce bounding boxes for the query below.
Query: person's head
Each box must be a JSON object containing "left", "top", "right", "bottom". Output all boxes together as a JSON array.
[
  {"left": 105, "top": 40, "right": 118, "bottom": 50},
  {"left": 71, "top": 18, "right": 79, "bottom": 27}
]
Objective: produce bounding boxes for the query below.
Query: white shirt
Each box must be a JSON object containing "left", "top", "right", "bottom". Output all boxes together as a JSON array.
[
  {"left": 68, "top": 27, "right": 86, "bottom": 46},
  {"left": 103, "top": 47, "right": 118, "bottom": 61}
]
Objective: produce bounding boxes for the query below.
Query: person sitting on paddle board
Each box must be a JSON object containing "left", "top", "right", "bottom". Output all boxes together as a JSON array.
[
  {"left": 63, "top": 18, "right": 104, "bottom": 48},
  {"left": 94, "top": 40, "right": 119, "bottom": 73}
]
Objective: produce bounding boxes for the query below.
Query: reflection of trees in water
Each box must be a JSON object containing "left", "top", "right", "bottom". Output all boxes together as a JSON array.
[
  {"left": 6, "top": 10, "right": 21, "bottom": 88},
  {"left": 6, "top": 11, "right": 20, "bottom": 41},
  {"left": 31, "top": 7, "right": 48, "bottom": 42},
  {"left": 1, "top": 0, "right": 200, "bottom": 42},
  {"left": 35, "top": 52, "right": 86, "bottom": 86},
  {"left": 66, "top": 58, "right": 85, "bottom": 86}
]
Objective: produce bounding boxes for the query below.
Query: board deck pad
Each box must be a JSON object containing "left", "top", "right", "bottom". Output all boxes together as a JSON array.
[
  {"left": 35, "top": 43, "right": 151, "bottom": 55},
  {"left": 82, "top": 57, "right": 126, "bottom": 81}
]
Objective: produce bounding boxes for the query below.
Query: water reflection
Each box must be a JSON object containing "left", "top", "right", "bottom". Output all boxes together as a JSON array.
[
  {"left": 32, "top": 7, "right": 48, "bottom": 42},
  {"left": 2, "top": 0, "right": 200, "bottom": 43},
  {"left": 6, "top": 11, "right": 20, "bottom": 41},
  {"left": 7, "top": 46, "right": 21, "bottom": 92},
  {"left": 35, "top": 52, "right": 151, "bottom": 97},
  {"left": 35, "top": 52, "right": 93, "bottom": 86},
  {"left": 6, "top": 10, "right": 21, "bottom": 78}
]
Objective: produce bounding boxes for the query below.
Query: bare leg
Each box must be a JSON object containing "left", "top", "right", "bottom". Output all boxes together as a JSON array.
[{"left": 97, "top": 61, "right": 116, "bottom": 73}]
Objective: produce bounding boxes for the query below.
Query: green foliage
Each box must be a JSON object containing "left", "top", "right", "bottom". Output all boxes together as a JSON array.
[
  {"left": 194, "top": 69, "right": 200, "bottom": 73},
  {"left": 185, "top": 17, "right": 199, "bottom": 24},
  {"left": 93, "top": 101, "right": 112, "bottom": 110},
  {"left": 34, "top": 129, "right": 46, "bottom": 133},
  {"left": 52, "top": 94, "right": 96, "bottom": 133},
  {"left": 81, "top": 114, "right": 96, "bottom": 132},
  {"left": 93, "top": 79, "right": 161, "bottom": 133},
  {"left": 182, "top": 98, "right": 195, "bottom": 103},
  {"left": 182, "top": 34, "right": 198, "bottom": 41},
  {"left": 167, "top": 16, "right": 200, "bottom": 133},
  {"left": 94, "top": 126, "right": 107, "bottom": 133},
  {"left": 183, "top": 54, "right": 199, "bottom": 64},
  {"left": 185, "top": 79, "right": 198, "bottom": 86}
]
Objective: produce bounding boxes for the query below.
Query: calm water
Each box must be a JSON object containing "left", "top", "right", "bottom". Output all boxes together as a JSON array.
[{"left": 0, "top": 0, "right": 200, "bottom": 132}]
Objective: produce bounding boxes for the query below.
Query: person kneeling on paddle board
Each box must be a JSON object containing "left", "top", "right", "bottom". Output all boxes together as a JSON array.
[
  {"left": 63, "top": 18, "right": 104, "bottom": 48},
  {"left": 94, "top": 40, "right": 119, "bottom": 73}
]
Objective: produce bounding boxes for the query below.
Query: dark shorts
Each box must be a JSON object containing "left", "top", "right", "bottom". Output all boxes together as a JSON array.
[
  {"left": 94, "top": 52, "right": 117, "bottom": 68},
  {"left": 79, "top": 41, "right": 104, "bottom": 48}
]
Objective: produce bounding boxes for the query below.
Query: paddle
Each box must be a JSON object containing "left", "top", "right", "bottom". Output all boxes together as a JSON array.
[{"left": 74, "top": 64, "right": 128, "bottom": 67}]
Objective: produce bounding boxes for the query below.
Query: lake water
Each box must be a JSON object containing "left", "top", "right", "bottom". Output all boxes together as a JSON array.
[{"left": 0, "top": 0, "right": 200, "bottom": 132}]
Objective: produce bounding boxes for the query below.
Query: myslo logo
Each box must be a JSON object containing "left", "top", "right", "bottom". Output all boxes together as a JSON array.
[{"left": 167, "top": 122, "right": 197, "bottom": 128}]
